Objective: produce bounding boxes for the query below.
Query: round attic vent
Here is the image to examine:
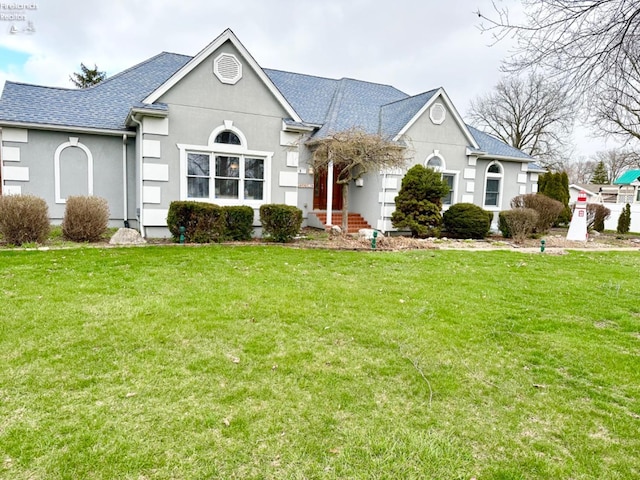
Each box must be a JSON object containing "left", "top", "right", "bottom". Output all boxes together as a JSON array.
[
  {"left": 430, "top": 103, "right": 446, "bottom": 125},
  {"left": 214, "top": 53, "right": 242, "bottom": 85}
]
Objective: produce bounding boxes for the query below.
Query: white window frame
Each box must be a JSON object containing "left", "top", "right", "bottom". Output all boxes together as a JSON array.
[
  {"left": 442, "top": 172, "right": 458, "bottom": 207},
  {"left": 425, "top": 152, "right": 457, "bottom": 207},
  {"left": 483, "top": 160, "right": 504, "bottom": 210},
  {"left": 178, "top": 126, "right": 272, "bottom": 206}
]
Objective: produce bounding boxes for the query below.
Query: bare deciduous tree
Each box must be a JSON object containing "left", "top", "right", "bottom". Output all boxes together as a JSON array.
[
  {"left": 309, "top": 128, "right": 406, "bottom": 233},
  {"left": 467, "top": 73, "right": 574, "bottom": 167},
  {"left": 476, "top": 1, "right": 640, "bottom": 146},
  {"left": 592, "top": 149, "right": 640, "bottom": 183},
  {"left": 560, "top": 149, "right": 640, "bottom": 184}
]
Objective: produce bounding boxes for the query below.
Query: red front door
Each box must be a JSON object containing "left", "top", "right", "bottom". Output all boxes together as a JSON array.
[{"left": 313, "top": 166, "right": 343, "bottom": 210}]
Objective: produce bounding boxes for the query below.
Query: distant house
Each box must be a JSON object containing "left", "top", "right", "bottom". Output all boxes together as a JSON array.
[{"left": 0, "top": 29, "right": 541, "bottom": 237}]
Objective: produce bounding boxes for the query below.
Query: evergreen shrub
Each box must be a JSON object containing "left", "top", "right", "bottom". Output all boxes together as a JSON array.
[
  {"left": 62, "top": 196, "right": 110, "bottom": 242},
  {"left": 167, "top": 201, "right": 225, "bottom": 243},
  {"left": 0, "top": 194, "right": 50, "bottom": 245},
  {"left": 442, "top": 203, "right": 492, "bottom": 239},
  {"left": 391, "top": 165, "right": 449, "bottom": 238},
  {"left": 617, "top": 203, "right": 631, "bottom": 234},
  {"left": 259, "top": 204, "right": 302, "bottom": 242},
  {"left": 223, "top": 206, "right": 255, "bottom": 241}
]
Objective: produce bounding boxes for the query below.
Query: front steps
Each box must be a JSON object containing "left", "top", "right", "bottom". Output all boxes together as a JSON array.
[{"left": 310, "top": 211, "right": 372, "bottom": 234}]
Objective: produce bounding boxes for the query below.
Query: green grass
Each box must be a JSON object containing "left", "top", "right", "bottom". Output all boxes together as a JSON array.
[{"left": 1, "top": 246, "right": 639, "bottom": 479}]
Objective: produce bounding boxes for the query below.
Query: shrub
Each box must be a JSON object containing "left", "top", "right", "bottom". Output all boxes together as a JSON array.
[
  {"left": 586, "top": 204, "right": 610, "bottom": 232},
  {"left": 442, "top": 203, "right": 492, "bottom": 239},
  {"left": 259, "top": 204, "right": 303, "bottom": 242},
  {"left": 62, "top": 196, "right": 110, "bottom": 242},
  {"left": 0, "top": 194, "right": 50, "bottom": 245},
  {"left": 167, "top": 201, "right": 225, "bottom": 243},
  {"left": 391, "top": 165, "right": 449, "bottom": 237},
  {"left": 499, "top": 208, "right": 539, "bottom": 243},
  {"left": 223, "top": 206, "right": 255, "bottom": 241},
  {"left": 511, "top": 193, "right": 564, "bottom": 233},
  {"left": 538, "top": 171, "right": 571, "bottom": 225},
  {"left": 617, "top": 203, "right": 631, "bottom": 234}
]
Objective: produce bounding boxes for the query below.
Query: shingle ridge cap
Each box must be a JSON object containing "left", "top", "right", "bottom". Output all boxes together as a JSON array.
[
  {"left": 264, "top": 67, "right": 340, "bottom": 83},
  {"left": 381, "top": 88, "right": 439, "bottom": 108}
]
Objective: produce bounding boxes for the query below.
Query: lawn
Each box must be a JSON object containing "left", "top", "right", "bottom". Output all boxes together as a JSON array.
[{"left": 1, "top": 246, "right": 638, "bottom": 479}]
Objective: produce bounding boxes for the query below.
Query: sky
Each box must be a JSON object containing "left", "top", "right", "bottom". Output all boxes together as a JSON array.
[{"left": 0, "top": 0, "right": 616, "bottom": 158}]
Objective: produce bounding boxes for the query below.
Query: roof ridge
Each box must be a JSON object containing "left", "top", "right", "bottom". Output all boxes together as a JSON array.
[
  {"left": 264, "top": 67, "right": 340, "bottom": 83},
  {"left": 2, "top": 80, "right": 80, "bottom": 92},
  {"left": 265, "top": 67, "right": 407, "bottom": 94},
  {"left": 381, "top": 88, "right": 438, "bottom": 108}
]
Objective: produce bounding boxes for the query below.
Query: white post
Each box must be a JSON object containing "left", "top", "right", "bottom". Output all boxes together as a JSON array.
[
  {"left": 566, "top": 190, "right": 588, "bottom": 241},
  {"left": 326, "top": 161, "right": 334, "bottom": 226}
]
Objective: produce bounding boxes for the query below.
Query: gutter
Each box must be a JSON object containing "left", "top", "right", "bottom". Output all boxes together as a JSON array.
[
  {"left": 0, "top": 121, "right": 136, "bottom": 137},
  {"left": 129, "top": 115, "right": 145, "bottom": 237}
]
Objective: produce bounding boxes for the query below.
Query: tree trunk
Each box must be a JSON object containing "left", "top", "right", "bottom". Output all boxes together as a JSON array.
[{"left": 341, "top": 183, "right": 349, "bottom": 234}]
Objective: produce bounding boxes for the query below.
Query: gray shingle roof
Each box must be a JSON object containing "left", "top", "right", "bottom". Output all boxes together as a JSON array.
[
  {"left": 466, "top": 125, "right": 532, "bottom": 161},
  {"left": 379, "top": 89, "right": 438, "bottom": 138},
  {"left": 0, "top": 52, "right": 190, "bottom": 131},
  {"left": 0, "top": 45, "right": 533, "bottom": 161}
]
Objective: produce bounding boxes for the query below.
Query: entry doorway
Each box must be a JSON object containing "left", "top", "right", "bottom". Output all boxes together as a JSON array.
[{"left": 313, "top": 166, "right": 343, "bottom": 211}]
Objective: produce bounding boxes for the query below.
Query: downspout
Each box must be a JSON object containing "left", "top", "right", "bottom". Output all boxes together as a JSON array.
[
  {"left": 129, "top": 115, "right": 145, "bottom": 237},
  {"left": 122, "top": 134, "right": 129, "bottom": 228}
]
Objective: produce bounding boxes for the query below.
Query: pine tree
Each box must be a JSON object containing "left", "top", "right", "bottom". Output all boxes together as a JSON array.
[
  {"left": 591, "top": 161, "right": 609, "bottom": 184},
  {"left": 69, "top": 63, "right": 106, "bottom": 89}
]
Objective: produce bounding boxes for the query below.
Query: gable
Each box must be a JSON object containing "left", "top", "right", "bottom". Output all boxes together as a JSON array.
[
  {"left": 399, "top": 91, "right": 476, "bottom": 150},
  {"left": 154, "top": 40, "right": 291, "bottom": 120},
  {"left": 144, "top": 29, "right": 300, "bottom": 122}
]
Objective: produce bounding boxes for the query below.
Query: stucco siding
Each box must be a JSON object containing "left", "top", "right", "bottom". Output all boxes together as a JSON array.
[{"left": 2, "top": 129, "right": 131, "bottom": 224}]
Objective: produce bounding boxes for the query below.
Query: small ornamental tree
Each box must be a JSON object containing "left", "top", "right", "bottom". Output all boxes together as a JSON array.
[
  {"left": 617, "top": 203, "right": 631, "bottom": 234},
  {"left": 309, "top": 128, "right": 406, "bottom": 233},
  {"left": 391, "top": 165, "right": 450, "bottom": 237}
]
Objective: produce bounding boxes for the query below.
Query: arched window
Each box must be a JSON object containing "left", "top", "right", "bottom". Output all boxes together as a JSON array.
[
  {"left": 182, "top": 123, "right": 270, "bottom": 205},
  {"left": 426, "top": 155, "right": 444, "bottom": 172},
  {"left": 484, "top": 161, "right": 503, "bottom": 208},
  {"left": 214, "top": 131, "right": 241, "bottom": 145}
]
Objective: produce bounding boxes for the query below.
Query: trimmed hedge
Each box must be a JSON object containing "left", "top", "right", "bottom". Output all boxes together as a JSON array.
[
  {"left": 62, "top": 196, "right": 110, "bottom": 242},
  {"left": 260, "top": 204, "right": 302, "bottom": 242},
  {"left": 0, "top": 194, "right": 50, "bottom": 245},
  {"left": 442, "top": 203, "right": 492, "bottom": 239},
  {"left": 167, "top": 201, "right": 226, "bottom": 243},
  {"left": 223, "top": 206, "right": 254, "bottom": 241}
]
